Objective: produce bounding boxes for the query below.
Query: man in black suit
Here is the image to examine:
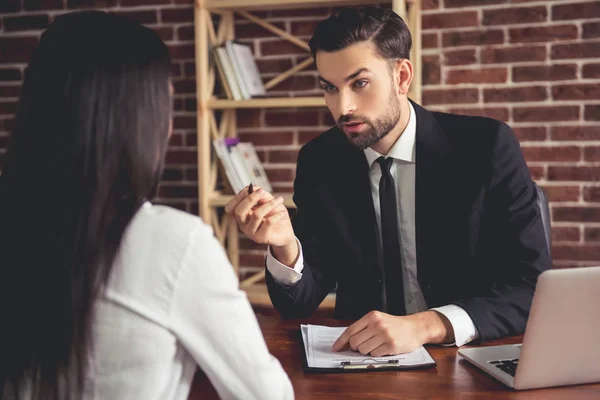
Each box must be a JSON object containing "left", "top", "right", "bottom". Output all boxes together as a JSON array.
[{"left": 225, "top": 7, "right": 551, "bottom": 356}]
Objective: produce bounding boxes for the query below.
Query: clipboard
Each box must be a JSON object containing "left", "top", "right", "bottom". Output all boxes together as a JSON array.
[{"left": 298, "top": 329, "right": 437, "bottom": 374}]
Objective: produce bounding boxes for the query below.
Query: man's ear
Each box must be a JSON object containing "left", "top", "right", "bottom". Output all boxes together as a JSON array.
[{"left": 394, "top": 59, "right": 413, "bottom": 96}]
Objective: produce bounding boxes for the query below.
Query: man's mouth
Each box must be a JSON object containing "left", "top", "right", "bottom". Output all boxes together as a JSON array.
[{"left": 343, "top": 122, "right": 365, "bottom": 133}]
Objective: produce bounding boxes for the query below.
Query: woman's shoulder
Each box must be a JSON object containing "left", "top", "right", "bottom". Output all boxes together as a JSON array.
[{"left": 130, "top": 201, "right": 211, "bottom": 239}]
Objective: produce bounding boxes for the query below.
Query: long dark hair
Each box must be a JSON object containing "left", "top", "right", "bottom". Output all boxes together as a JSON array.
[
  {"left": 308, "top": 6, "right": 412, "bottom": 62},
  {"left": 0, "top": 11, "right": 172, "bottom": 399}
]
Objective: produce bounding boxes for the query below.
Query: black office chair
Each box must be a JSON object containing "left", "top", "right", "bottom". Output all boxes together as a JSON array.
[{"left": 534, "top": 184, "right": 552, "bottom": 259}]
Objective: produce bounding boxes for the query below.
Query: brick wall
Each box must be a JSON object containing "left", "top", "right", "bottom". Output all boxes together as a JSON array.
[{"left": 1, "top": 0, "right": 599, "bottom": 274}]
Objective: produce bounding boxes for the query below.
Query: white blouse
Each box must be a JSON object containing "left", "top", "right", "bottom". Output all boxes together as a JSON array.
[{"left": 85, "top": 202, "right": 293, "bottom": 400}]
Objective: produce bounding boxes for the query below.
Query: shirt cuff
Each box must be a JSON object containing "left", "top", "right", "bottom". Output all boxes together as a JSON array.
[
  {"left": 430, "top": 304, "right": 480, "bottom": 347},
  {"left": 265, "top": 237, "right": 304, "bottom": 286}
]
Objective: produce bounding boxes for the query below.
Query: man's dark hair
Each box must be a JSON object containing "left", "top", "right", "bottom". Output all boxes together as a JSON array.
[{"left": 308, "top": 6, "right": 412, "bottom": 62}]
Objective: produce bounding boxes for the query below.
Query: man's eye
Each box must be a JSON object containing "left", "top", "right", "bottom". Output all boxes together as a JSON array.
[
  {"left": 354, "top": 80, "right": 368, "bottom": 89},
  {"left": 321, "top": 84, "right": 336, "bottom": 93}
]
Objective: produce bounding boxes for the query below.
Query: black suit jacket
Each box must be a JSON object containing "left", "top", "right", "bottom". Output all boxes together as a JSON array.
[{"left": 266, "top": 101, "right": 551, "bottom": 342}]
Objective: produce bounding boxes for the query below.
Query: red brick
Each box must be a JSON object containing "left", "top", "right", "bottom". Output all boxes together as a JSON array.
[
  {"left": 112, "top": 10, "right": 157, "bottom": 24},
  {"left": 584, "top": 227, "right": 600, "bottom": 242},
  {"left": 255, "top": 58, "right": 294, "bottom": 75},
  {"left": 513, "top": 64, "right": 577, "bottom": 82},
  {"left": 175, "top": 26, "right": 194, "bottom": 41},
  {"left": 268, "top": 75, "right": 317, "bottom": 92},
  {"left": 299, "top": 130, "right": 322, "bottom": 144},
  {"left": 237, "top": 22, "right": 286, "bottom": 39},
  {"left": 162, "top": 167, "right": 184, "bottom": 181},
  {"left": 153, "top": 27, "right": 174, "bottom": 42},
  {"left": 553, "top": 207, "right": 600, "bottom": 223},
  {"left": 184, "top": 98, "right": 196, "bottom": 112},
  {"left": 484, "top": 86, "right": 546, "bottom": 103},
  {"left": 583, "top": 63, "right": 600, "bottom": 79},
  {"left": 184, "top": 167, "right": 198, "bottom": 181},
  {"left": 481, "top": 45, "right": 546, "bottom": 64},
  {"left": 422, "top": 88, "right": 478, "bottom": 105},
  {"left": 585, "top": 105, "right": 600, "bottom": 121},
  {"left": 422, "top": 33, "right": 439, "bottom": 49},
  {"left": 0, "top": 69, "right": 21, "bottom": 82},
  {"left": 260, "top": 40, "right": 306, "bottom": 57},
  {"left": 552, "top": 42, "right": 600, "bottom": 59},
  {"left": 3, "top": 15, "right": 49, "bottom": 32},
  {"left": 422, "top": 11, "right": 478, "bottom": 30},
  {"left": 168, "top": 133, "right": 184, "bottom": 146},
  {"left": 265, "top": 110, "right": 319, "bottom": 127},
  {"left": 522, "top": 146, "right": 580, "bottom": 162},
  {"left": 553, "top": 226, "right": 581, "bottom": 242},
  {"left": 442, "top": 29, "right": 504, "bottom": 48},
  {"left": 165, "top": 150, "right": 197, "bottom": 165},
  {"left": 584, "top": 186, "right": 600, "bottom": 203},
  {"left": 24, "top": 0, "right": 63, "bottom": 10},
  {"left": 237, "top": 131, "right": 294, "bottom": 146},
  {"left": 158, "top": 184, "right": 198, "bottom": 199},
  {"left": 552, "top": 2, "right": 600, "bottom": 21},
  {"left": 584, "top": 146, "right": 600, "bottom": 162},
  {"left": 290, "top": 21, "right": 319, "bottom": 38},
  {"left": 446, "top": 68, "right": 507, "bottom": 84},
  {"left": 444, "top": 49, "right": 476, "bottom": 66},
  {"left": 509, "top": 25, "right": 577, "bottom": 44},
  {"left": 514, "top": 106, "right": 579, "bottom": 122},
  {"left": 422, "top": 55, "right": 441, "bottom": 86},
  {"left": 237, "top": 109, "right": 262, "bottom": 128},
  {"left": 264, "top": 167, "right": 294, "bottom": 182},
  {"left": 583, "top": 22, "right": 600, "bottom": 39},
  {"left": 422, "top": 0, "right": 440, "bottom": 9},
  {"left": 0, "top": 37, "right": 38, "bottom": 63},
  {"left": 183, "top": 62, "right": 195, "bottom": 77},
  {"left": 449, "top": 107, "right": 509, "bottom": 121},
  {"left": 269, "top": 150, "right": 299, "bottom": 164},
  {"left": 68, "top": 0, "right": 117, "bottom": 8},
  {"left": 169, "top": 44, "right": 195, "bottom": 60},
  {"left": 529, "top": 165, "right": 546, "bottom": 180},
  {"left": 542, "top": 185, "right": 581, "bottom": 202},
  {"left": 271, "top": 7, "right": 330, "bottom": 18},
  {"left": 483, "top": 6, "right": 547, "bottom": 26},
  {"left": 549, "top": 167, "right": 600, "bottom": 182},
  {"left": 185, "top": 133, "right": 196, "bottom": 146},
  {"left": 0, "top": 0, "right": 21, "bottom": 12},
  {"left": 239, "top": 253, "right": 266, "bottom": 268},
  {"left": 0, "top": 86, "right": 21, "bottom": 97},
  {"left": 445, "top": 0, "right": 506, "bottom": 6},
  {"left": 173, "top": 79, "right": 195, "bottom": 94},
  {"left": 513, "top": 126, "right": 547, "bottom": 142},
  {"left": 552, "top": 244, "right": 600, "bottom": 261},
  {"left": 0, "top": 102, "right": 17, "bottom": 116},
  {"left": 173, "top": 116, "right": 196, "bottom": 130},
  {"left": 240, "top": 237, "right": 268, "bottom": 252},
  {"left": 552, "top": 84, "right": 600, "bottom": 101},
  {"left": 551, "top": 126, "right": 600, "bottom": 141},
  {"left": 161, "top": 7, "right": 194, "bottom": 23},
  {"left": 121, "top": 0, "right": 171, "bottom": 6}
]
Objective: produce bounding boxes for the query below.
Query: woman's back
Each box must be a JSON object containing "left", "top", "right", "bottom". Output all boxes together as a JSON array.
[{"left": 88, "top": 202, "right": 293, "bottom": 400}]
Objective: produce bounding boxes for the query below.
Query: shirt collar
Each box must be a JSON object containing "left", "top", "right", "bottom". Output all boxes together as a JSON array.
[{"left": 364, "top": 101, "right": 416, "bottom": 168}]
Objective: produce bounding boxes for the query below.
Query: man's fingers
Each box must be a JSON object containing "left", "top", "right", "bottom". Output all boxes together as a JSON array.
[
  {"left": 332, "top": 316, "right": 370, "bottom": 352},
  {"left": 246, "top": 197, "right": 284, "bottom": 234},
  {"left": 234, "top": 189, "right": 271, "bottom": 224},
  {"left": 348, "top": 325, "right": 377, "bottom": 352},
  {"left": 224, "top": 186, "right": 251, "bottom": 214},
  {"left": 356, "top": 334, "right": 385, "bottom": 356},
  {"left": 369, "top": 342, "right": 394, "bottom": 357}
]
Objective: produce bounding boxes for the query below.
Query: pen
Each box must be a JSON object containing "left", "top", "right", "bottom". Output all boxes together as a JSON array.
[{"left": 248, "top": 183, "right": 253, "bottom": 194}]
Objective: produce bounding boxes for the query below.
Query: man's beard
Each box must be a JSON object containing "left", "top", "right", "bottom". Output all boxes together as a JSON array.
[{"left": 337, "top": 92, "right": 402, "bottom": 150}]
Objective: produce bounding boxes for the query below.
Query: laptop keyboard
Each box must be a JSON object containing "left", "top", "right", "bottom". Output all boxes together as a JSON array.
[{"left": 489, "top": 358, "right": 519, "bottom": 377}]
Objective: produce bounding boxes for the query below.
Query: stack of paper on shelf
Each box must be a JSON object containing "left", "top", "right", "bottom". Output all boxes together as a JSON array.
[
  {"left": 213, "top": 138, "right": 272, "bottom": 194},
  {"left": 212, "top": 40, "right": 266, "bottom": 100}
]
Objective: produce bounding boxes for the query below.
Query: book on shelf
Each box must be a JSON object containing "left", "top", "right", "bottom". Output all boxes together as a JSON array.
[
  {"left": 211, "top": 40, "right": 266, "bottom": 100},
  {"left": 213, "top": 138, "right": 273, "bottom": 194}
]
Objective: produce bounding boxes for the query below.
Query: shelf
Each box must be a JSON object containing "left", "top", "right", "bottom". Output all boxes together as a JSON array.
[
  {"left": 205, "top": 0, "right": 415, "bottom": 12},
  {"left": 206, "top": 96, "right": 326, "bottom": 109},
  {"left": 210, "top": 191, "right": 297, "bottom": 208}
]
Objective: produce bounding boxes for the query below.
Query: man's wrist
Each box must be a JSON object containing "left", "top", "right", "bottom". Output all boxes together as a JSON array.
[
  {"left": 418, "top": 311, "right": 455, "bottom": 344},
  {"left": 271, "top": 239, "right": 299, "bottom": 268}
]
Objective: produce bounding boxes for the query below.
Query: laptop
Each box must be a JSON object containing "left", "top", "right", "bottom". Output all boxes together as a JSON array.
[{"left": 458, "top": 266, "right": 600, "bottom": 390}]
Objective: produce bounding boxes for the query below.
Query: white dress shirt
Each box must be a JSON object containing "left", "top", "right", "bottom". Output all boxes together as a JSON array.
[
  {"left": 83, "top": 202, "right": 293, "bottom": 400},
  {"left": 266, "top": 103, "right": 479, "bottom": 347}
]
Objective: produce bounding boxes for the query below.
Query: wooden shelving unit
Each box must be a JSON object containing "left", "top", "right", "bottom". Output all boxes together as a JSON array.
[{"left": 194, "top": 0, "right": 421, "bottom": 306}]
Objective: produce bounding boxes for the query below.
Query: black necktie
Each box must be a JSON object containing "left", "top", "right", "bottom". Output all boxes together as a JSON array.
[{"left": 376, "top": 156, "right": 406, "bottom": 316}]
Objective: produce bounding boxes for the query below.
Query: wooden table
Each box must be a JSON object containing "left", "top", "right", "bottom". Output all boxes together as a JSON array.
[{"left": 190, "top": 315, "right": 600, "bottom": 399}]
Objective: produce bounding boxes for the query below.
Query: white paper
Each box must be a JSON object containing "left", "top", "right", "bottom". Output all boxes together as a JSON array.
[{"left": 301, "top": 324, "right": 435, "bottom": 369}]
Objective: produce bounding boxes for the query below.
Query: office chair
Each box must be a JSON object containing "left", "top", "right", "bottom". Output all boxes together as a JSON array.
[{"left": 534, "top": 184, "right": 552, "bottom": 260}]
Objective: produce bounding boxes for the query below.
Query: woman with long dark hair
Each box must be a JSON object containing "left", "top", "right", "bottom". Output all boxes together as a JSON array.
[{"left": 0, "top": 11, "right": 293, "bottom": 400}]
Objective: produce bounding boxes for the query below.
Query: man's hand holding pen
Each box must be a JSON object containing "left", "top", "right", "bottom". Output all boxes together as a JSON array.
[{"left": 224, "top": 185, "right": 299, "bottom": 267}]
